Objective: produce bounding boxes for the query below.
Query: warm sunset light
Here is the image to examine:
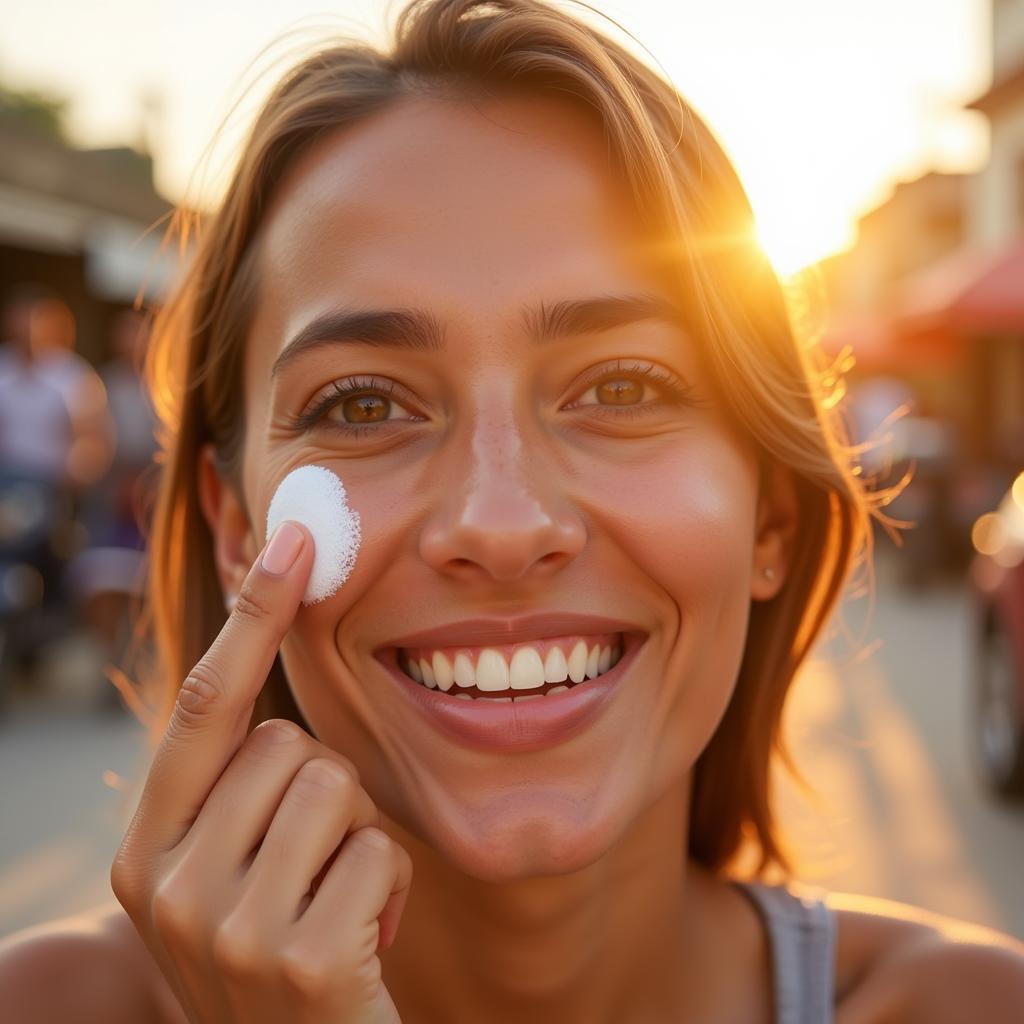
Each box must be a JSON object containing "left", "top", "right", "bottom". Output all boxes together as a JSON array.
[
  {"left": 0, "top": 0, "right": 989, "bottom": 277},
  {"left": 4, "top": 0, "right": 1024, "bottom": 1008},
  {"left": 755, "top": 218, "right": 854, "bottom": 278}
]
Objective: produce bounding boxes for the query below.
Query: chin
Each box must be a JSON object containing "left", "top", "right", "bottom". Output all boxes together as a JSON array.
[{"left": 427, "top": 809, "right": 623, "bottom": 883}]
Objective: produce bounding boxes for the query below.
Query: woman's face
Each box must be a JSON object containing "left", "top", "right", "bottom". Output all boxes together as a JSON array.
[{"left": 218, "top": 91, "right": 792, "bottom": 880}]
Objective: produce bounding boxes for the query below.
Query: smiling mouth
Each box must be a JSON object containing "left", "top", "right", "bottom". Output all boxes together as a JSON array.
[{"left": 391, "top": 632, "right": 629, "bottom": 700}]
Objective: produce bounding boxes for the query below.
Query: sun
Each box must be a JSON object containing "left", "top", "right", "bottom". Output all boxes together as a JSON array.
[{"left": 754, "top": 215, "right": 854, "bottom": 278}]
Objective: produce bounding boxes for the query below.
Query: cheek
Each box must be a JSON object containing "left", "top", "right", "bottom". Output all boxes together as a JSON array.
[
  {"left": 580, "top": 433, "right": 758, "bottom": 616},
  {"left": 272, "top": 458, "right": 428, "bottom": 714},
  {"left": 254, "top": 449, "right": 423, "bottom": 614},
  {"left": 583, "top": 434, "right": 758, "bottom": 766},
  {"left": 272, "top": 424, "right": 757, "bottom": 752}
]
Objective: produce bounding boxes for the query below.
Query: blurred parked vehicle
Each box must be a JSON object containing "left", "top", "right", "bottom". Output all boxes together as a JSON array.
[
  {"left": 0, "top": 468, "right": 79, "bottom": 704},
  {"left": 969, "top": 470, "right": 1024, "bottom": 798}
]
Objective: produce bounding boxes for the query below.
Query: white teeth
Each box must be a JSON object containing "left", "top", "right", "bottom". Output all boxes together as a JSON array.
[
  {"left": 543, "top": 646, "right": 569, "bottom": 683},
  {"left": 567, "top": 641, "right": 588, "bottom": 683},
  {"left": 419, "top": 658, "right": 437, "bottom": 688},
  {"left": 475, "top": 649, "right": 510, "bottom": 691},
  {"left": 547, "top": 685, "right": 570, "bottom": 695},
  {"left": 402, "top": 637, "right": 627, "bottom": 693},
  {"left": 453, "top": 652, "right": 475, "bottom": 688},
  {"left": 432, "top": 651, "right": 455, "bottom": 691},
  {"left": 509, "top": 647, "right": 546, "bottom": 690}
]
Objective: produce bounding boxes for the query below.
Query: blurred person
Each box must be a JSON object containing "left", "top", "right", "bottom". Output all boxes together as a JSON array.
[
  {"left": 66, "top": 308, "right": 158, "bottom": 692},
  {"left": 0, "top": 285, "right": 114, "bottom": 687},
  {"left": 0, "top": 284, "right": 75, "bottom": 489},
  {"left": 1, "top": 2, "right": 1023, "bottom": 1022},
  {"left": 0, "top": 286, "right": 115, "bottom": 496}
]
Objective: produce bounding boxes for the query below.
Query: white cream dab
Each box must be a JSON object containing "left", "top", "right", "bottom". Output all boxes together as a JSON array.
[{"left": 266, "top": 465, "right": 361, "bottom": 606}]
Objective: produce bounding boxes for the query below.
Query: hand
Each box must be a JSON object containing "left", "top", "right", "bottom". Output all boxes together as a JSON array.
[{"left": 111, "top": 521, "right": 412, "bottom": 1023}]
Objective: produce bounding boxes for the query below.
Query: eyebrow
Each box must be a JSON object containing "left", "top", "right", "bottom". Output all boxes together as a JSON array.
[{"left": 270, "top": 293, "right": 689, "bottom": 380}]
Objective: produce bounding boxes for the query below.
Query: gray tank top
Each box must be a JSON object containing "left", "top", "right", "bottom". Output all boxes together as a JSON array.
[{"left": 730, "top": 880, "right": 837, "bottom": 1024}]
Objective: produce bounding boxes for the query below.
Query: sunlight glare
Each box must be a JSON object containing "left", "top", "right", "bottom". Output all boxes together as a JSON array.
[{"left": 755, "top": 217, "right": 853, "bottom": 278}]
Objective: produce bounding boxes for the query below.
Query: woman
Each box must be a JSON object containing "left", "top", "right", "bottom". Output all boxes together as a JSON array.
[{"left": 2, "top": 0, "right": 1022, "bottom": 1020}]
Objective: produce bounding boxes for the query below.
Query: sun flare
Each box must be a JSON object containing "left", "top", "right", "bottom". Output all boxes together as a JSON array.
[{"left": 755, "top": 218, "right": 853, "bottom": 279}]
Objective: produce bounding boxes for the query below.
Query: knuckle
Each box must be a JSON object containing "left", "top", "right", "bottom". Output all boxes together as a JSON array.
[
  {"left": 240, "top": 719, "right": 306, "bottom": 766},
  {"left": 174, "top": 660, "right": 230, "bottom": 723},
  {"left": 109, "top": 846, "right": 143, "bottom": 911},
  {"left": 351, "top": 827, "right": 391, "bottom": 855},
  {"left": 212, "top": 917, "right": 266, "bottom": 979},
  {"left": 331, "top": 752, "right": 361, "bottom": 786},
  {"left": 231, "top": 586, "right": 273, "bottom": 626},
  {"left": 277, "top": 946, "right": 333, "bottom": 1000},
  {"left": 278, "top": 934, "right": 382, "bottom": 1003},
  {"left": 348, "top": 952, "right": 385, "bottom": 1003},
  {"left": 290, "top": 758, "right": 356, "bottom": 807},
  {"left": 151, "top": 875, "right": 201, "bottom": 940},
  {"left": 251, "top": 717, "right": 305, "bottom": 745},
  {"left": 277, "top": 946, "right": 385, "bottom": 1004},
  {"left": 109, "top": 859, "right": 129, "bottom": 904}
]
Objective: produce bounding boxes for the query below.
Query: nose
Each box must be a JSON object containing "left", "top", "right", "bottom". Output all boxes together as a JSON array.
[{"left": 418, "top": 400, "right": 586, "bottom": 584}]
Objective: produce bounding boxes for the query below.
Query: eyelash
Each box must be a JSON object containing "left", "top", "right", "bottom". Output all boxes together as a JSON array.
[{"left": 290, "top": 362, "right": 707, "bottom": 439}]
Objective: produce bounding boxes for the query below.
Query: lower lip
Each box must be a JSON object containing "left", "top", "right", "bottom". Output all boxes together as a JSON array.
[{"left": 377, "top": 634, "right": 646, "bottom": 753}]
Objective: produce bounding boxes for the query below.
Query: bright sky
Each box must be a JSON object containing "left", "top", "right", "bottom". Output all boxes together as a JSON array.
[{"left": 0, "top": 0, "right": 993, "bottom": 275}]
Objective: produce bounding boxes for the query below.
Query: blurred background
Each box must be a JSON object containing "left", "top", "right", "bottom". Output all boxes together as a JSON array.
[{"left": 0, "top": 0, "right": 1022, "bottom": 943}]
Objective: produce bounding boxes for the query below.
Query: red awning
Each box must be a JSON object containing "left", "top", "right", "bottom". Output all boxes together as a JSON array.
[
  {"left": 950, "top": 240, "right": 1024, "bottom": 332},
  {"left": 889, "top": 240, "right": 1024, "bottom": 343}
]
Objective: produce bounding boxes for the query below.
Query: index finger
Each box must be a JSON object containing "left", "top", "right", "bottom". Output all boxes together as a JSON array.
[{"left": 130, "top": 519, "right": 314, "bottom": 852}]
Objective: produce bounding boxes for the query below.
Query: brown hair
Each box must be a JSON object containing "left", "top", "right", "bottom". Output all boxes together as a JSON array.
[{"left": 126, "top": 0, "right": 904, "bottom": 881}]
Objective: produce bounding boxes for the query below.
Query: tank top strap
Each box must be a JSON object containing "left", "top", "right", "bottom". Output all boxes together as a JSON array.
[{"left": 730, "top": 879, "right": 836, "bottom": 1024}]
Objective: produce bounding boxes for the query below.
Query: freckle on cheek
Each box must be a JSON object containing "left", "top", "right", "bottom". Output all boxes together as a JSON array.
[{"left": 266, "top": 465, "right": 362, "bottom": 605}]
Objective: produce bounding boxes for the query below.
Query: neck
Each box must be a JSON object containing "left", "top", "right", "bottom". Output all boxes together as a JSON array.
[{"left": 379, "top": 777, "right": 745, "bottom": 1024}]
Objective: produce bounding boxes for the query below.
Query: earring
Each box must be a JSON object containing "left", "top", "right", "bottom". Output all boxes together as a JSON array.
[
  {"left": 224, "top": 592, "right": 239, "bottom": 613},
  {"left": 762, "top": 567, "right": 776, "bottom": 580}
]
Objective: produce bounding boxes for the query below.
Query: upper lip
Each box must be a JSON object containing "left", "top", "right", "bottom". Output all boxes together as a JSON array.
[{"left": 379, "top": 613, "right": 648, "bottom": 652}]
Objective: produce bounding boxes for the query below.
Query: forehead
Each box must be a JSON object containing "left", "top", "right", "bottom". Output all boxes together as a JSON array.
[{"left": 249, "top": 91, "right": 674, "bottom": 364}]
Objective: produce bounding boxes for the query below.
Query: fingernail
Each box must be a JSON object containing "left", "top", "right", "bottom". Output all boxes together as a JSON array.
[{"left": 261, "top": 521, "right": 304, "bottom": 576}]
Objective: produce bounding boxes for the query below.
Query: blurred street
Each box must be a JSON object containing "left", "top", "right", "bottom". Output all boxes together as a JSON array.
[
  {"left": 0, "top": 639, "right": 149, "bottom": 937},
  {"left": 0, "top": 544, "right": 1022, "bottom": 942},
  {"left": 774, "top": 547, "right": 1024, "bottom": 939}
]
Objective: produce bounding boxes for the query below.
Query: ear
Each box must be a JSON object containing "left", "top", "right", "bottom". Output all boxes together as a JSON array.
[
  {"left": 197, "top": 443, "right": 259, "bottom": 602},
  {"left": 750, "top": 459, "right": 800, "bottom": 602}
]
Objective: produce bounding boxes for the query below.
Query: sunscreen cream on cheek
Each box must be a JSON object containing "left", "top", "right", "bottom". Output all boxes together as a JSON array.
[{"left": 266, "top": 465, "right": 362, "bottom": 606}]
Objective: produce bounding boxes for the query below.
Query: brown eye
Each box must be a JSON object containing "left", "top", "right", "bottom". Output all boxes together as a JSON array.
[
  {"left": 337, "top": 394, "right": 391, "bottom": 423},
  {"left": 564, "top": 360, "right": 708, "bottom": 422},
  {"left": 595, "top": 379, "right": 643, "bottom": 406},
  {"left": 294, "top": 375, "right": 421, "bottom": 437}
]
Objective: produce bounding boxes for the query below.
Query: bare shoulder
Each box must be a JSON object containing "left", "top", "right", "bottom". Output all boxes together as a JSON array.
[
  {"left": 829, "top": 889, "right": 1024, "bottom": 1023},
  {"left": 0, "top": 901, "right": 184, "bottom": 1024}
]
